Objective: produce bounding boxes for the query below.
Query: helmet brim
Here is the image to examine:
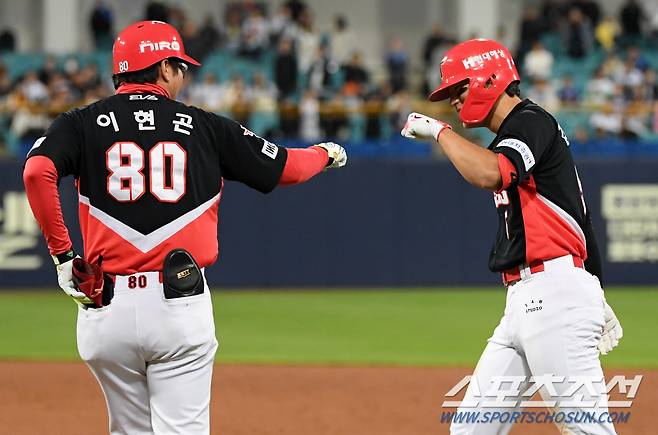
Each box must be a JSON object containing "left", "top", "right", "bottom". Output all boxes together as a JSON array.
[
  {"left": 428, "top": 78, "right": 468, "bottom": 102},
  {"left": 428, "top": 85, "right": 450, "bottom": 102}
]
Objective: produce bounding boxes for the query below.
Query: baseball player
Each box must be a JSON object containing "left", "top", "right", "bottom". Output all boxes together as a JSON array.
[
  {"left": 402, "top": 39, "right": 623, "bottom": 434},
  {"left": 23, "top": 21, "right": 347, "bottom": 435}
]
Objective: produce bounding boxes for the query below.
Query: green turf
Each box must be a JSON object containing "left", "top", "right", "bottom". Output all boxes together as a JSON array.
[{"left": 0, "top": 288, "right": 656, "bottom": 367}]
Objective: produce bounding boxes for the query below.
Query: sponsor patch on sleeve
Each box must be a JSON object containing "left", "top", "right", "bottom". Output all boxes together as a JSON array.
[
  {"left": 261, "top": 141, "right": 278, "bottom": 159},
  {"left": 496, "top": 138, "right": 535, "bottom": 171}
]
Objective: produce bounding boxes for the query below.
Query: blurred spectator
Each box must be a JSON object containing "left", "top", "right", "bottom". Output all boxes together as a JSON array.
[
  {"left": 307, "top": 45, "right": 340, "bottom": 99},
  {"left": 523, "top": 40, "right": 554, "bottom": 81},
  {"left": 422, "top": 24, "right": 448, "bottom": 68},
  {"left": 0, "top": 28, "right": 16, "bottom": 52},
  {"left": 539, "top": 0, "right": 562, "bottom": 32},
  {"left": 595, "top": 16, "right": 620, "bottom": 52},
  {"left": 224, "top": 7, "right": 243, "bottom": 53},
  {"left": 38, "top": 56, "right": 59, "bottom": 86},
  {"left": 188, "top": 73, "right": 224, "bottom": 111},
  {"left": 622, "top": 101, "right": 649, "bottom": 139},
  {"left": 341, "top": 84, "right": 366, "bottom": 142},
  {"left": 386, "top": 89, "right": 412, "bottom": 134},
  {"left": 584, "top": 66, "right": 615, "bottom": 105},
  {"left": 240, "top": 7, "right": 269, "bottom": 59},
  {"left": 569, "top": 0, "right": 601, "bottom": 27},
  {"left": 626, "top": 45, "right": 649, "bottom": 71},
  {"left": 145, "top": 1, "right": 169, "bottom": 22},
  {"left": 639, "top": 69, "right": 658, "bottom": 102},
  {"left": 600, "top": 51, "right": 624, "bottom": 78},
  {"left": 274, "top": 38, "right": 298, "bottom": 100},
  {"left": 296, "top": 9, "right": 320, "bottom": 73},
  {"left": 619, "top": 0, "right": 645, "bottom": 40},
  {"left": 70, "top": 63, "right": 101, "bottom": 98},
  {"left": 198, "top": 15, "right": 222, "bottom": 53},
  {"left": 221, "top": 75, "right": 250, "bottom": 114},
  {"left": 20, "top": 71, "right": 49, "bottom": 103},
  {"left": 181, "top": 19, "right": 207, "bottom": 63},
  {"left": 166, "top": 5, "right": 186, "bottom": 29},
  {"left": 299, "top": 89, "right": 320, "bottom": 140},
  {"left": 386, "top": 37, "right": 408, "bottom": 93},
  {"left": 563, "top": 8, "right": 593, "bottom": 58},
  {"left": 330, "top": 15, "right": 355, "bottom": 65},
  {"left": 527, "top": 78, "right": 560, "bottom": 112},
  {"left": 518, "top": 9, "right": 544, "bottom": 61},
  {"left": 558, "top": 75, "right": 580, "bottom": 105},
  {"left": 89, "top": 0, "right": 113, "bottom": 50},
  {"left": 285, "top": 0, "right": 307, "bottom": 24},
  {"left": 269, "top": 4, "right": 297, "bottom": 45},
  {"left": 342, "top": 51, "right": 369, "bottom": 93},
  {"left": 590, "top": 101, "right": 622, "bottom": 137},
  {"left": 249, "top": 72, "right": 279, "bottom": 136},
  {"left": 613, "top": 54, "right": 643, "bottom": 92}
]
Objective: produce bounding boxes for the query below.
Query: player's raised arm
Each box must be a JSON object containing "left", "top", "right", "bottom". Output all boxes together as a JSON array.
[
  {"left": 210, "top": 115, "right": 346, "bottom": 193},
  {"left": 402, "top": 113, "right": 501, "bottom": 190}
]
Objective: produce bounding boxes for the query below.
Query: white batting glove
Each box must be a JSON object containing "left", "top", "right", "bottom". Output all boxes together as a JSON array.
[
  {"left": 401, "top": 112, "right": 452, "bottom": 141},
  {"left": 598, "top": 301, "right": 623, "bottom": 355},
  {"left": 55, "top": 255, "right": 94, "bottom": 306},
  {"left": 314, "top": 142, "right": 347, "bottom": 169}
]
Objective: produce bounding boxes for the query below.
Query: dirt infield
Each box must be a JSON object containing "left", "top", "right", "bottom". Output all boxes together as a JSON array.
[{"left": 0, "top": 362, "right": 653, "bottom": 434}]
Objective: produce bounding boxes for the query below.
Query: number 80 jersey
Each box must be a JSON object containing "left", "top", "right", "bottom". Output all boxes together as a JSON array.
[{"left": 27, "top": 90, "right": 287, "bottom": 274}]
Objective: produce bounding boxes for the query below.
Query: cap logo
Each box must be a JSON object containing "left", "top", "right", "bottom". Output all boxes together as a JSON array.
[
  {"left": 462, "top": 49, "right": 506, "bottom": 69},
  {"left": 139, "top": 40, "right": 181, "bottom": 53}
]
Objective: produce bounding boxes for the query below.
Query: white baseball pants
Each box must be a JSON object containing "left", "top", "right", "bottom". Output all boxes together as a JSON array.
[
  {"left": 451, "top": 255, "right": 617, "bottom": 435},
  {"left": 76, "top": 271, "right": 218, "bottom": 435}
]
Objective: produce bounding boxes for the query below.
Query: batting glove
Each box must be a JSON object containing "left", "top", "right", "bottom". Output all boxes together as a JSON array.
[
  {"left": 598, "top": 300, "right": 623, "bottom": 355},
  {"left": 401, "top": 112, "right": 452, "bottom": 141},
  {"left": 53, "top": 250, "right": 94, "bottom": 306},
  {"left": 314, "top": 142, "right": 347, "bottom": 169}
]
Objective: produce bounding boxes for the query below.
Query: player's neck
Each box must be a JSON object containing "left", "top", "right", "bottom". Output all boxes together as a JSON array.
[
  {"left": 488, "top": 96, "right": 522, "bottom": 133},
  {"left": 156, "top": 78, "right": 179, "bottom": 100}
]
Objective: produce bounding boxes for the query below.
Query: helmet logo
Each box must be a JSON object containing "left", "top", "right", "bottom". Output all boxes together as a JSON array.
[
  {"left": 462, "top": 49, "right": 506, "bottom": 70},
  {"left": 139, "top": 40, "right": 181, "bottom": 53}
]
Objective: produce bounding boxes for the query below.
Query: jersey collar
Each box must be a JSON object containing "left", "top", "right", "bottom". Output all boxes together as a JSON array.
[{"left": 116, "top": 83, "right": 170, "bottom": 99}]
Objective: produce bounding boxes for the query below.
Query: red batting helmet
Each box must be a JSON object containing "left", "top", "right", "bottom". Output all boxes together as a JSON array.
[
  {"left": 428, "top": 39, "right": 520, "bottom": 126},
  {"left": 112, "top": 21, "right": 200, "bottom": 75}
]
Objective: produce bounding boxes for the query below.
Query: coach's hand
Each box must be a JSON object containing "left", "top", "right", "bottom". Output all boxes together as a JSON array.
[
  {"left": 598, "top": 301, "right": 623, "bottom": 355},
  {"left": 401, "top": 112, "right": 452, "bottom": 142},
  {"left": 54, "top": 252, "right": 94, "bottom": 306},
  {"left": 314, "top": 142, "right": 347, "bottom": 169}
]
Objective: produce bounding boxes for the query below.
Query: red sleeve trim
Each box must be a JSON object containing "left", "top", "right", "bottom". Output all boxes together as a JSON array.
[
  {"left": 278, "top": 146, "right": 329, "bottom": 185},
  {"left": 497, "top": 153, "right": 517, "bottom": 191},
  {"left": 23, "top": 156, "right": 73, "bottom": 255}
]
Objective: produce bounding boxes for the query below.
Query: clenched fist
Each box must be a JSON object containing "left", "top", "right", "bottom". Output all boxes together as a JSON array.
[
  {"left": 401, "top": 112, "right": 452, "bottom": 142},
  {"left": 314, "top": 142, "right": 348, "bottom": 169}
]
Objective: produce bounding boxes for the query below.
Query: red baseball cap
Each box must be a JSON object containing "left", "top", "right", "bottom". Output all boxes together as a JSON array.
[{"left": 112, "top": 20, "right": 200, "bottom": 75}]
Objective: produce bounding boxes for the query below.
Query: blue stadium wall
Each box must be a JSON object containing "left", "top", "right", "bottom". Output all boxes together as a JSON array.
[{"left": 1, "top": 158, "right": 657, "bottom": 287}]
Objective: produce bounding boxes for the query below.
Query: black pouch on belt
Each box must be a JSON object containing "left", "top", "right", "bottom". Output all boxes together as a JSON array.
[{"left": 162, "top": 249, "right": 204, "bottom": 299}]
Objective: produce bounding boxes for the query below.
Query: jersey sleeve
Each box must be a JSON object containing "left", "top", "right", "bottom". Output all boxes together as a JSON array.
[
  {"left": 491, "top": 109, "right": 555, "bottom": 186},
  {"left": 26, "top": 112, "right": 81, "bottom": 178},
  {"left": 211, "top": 114, "right": 288, "bottom": 193}
]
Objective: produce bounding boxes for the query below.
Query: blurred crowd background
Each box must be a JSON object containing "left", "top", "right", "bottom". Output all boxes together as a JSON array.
[{"left": 1, "top": 0, "right": 658, "bottom": 159}]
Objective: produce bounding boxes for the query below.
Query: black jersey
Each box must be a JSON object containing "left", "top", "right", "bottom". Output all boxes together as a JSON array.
[
  {"left": 27, "top": 89, "right": 287, "bottom": 274},
  {"left": 488, "top": 100, "right": 602, "bottom": 280}
]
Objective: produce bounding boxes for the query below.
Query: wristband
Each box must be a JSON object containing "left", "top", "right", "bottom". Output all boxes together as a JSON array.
[{"left": 52, "top": 249, "right": 76, "bottom": 266}]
